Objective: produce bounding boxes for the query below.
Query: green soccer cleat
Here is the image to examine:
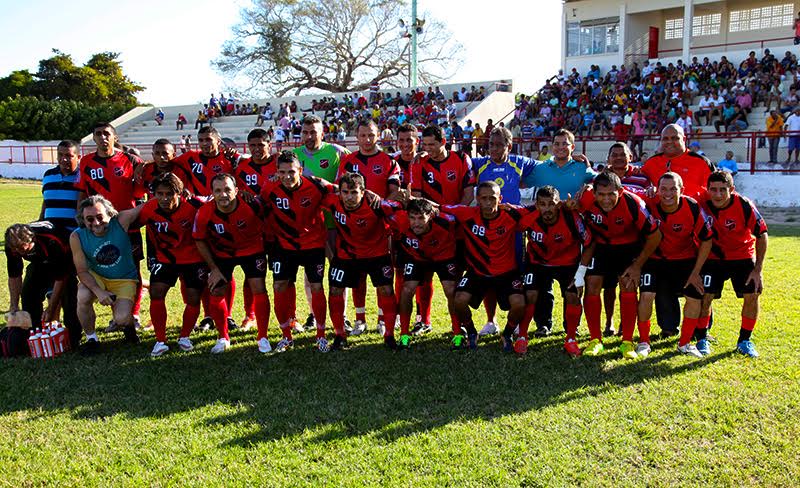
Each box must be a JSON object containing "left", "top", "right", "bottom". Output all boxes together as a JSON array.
[
  {"left": 619, "top": 340, "right": 638, "bottom": 360},
  {"left": 399, "top": 334, "right": 411, "bottom": 350},
  {"left": 450, "top": 334, "right": 467, "bottom": 351},
  {"left": 583, "top": 338, "right": 604, "bottom": 356}
]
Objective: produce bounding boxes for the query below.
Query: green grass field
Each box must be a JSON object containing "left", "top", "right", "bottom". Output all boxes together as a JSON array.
[{"left": 0, "top": 179, "right": 798, "bottom": 486}]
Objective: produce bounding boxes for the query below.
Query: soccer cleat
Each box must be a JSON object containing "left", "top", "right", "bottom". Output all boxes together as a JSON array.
[
  {"left": 197, "top": 317, "right": 214, "bottom": 332},
  {"left": 291, "top": 318, "right": 304, "bottom": 334},
  {"left": 412, "top": 322, "right": 433, "bottom": 336},
  {"left": 583, "top": 339, "right": 604, "bottom": 356},
  {"left": 331, "top": 335, "right": 348, "bottom": 351},
  {"left": 478, "top": 322, "right": 498, "bottom": 336},
  {"left": 123, "top": 326, "right": 140, "bottom": 344},
  {"left": 239, "top": 316, "right": 256, "bottom": 331},
  {"left": 376, "top": 320, "right": 386, "bottom": 336},
  {"left": 177, "top": 337, "right": 194, "bottom": 352},
  {"left": 80, "top": 338, "right": 101, "bottom": 356},
  {"left": 603, "top": 324, "right": 616, "bottom": 337},
  {"left": 501, "top": 333, "right": 514, "bottom": 353},
  {"left": 210, "top": 338, "right": 230, "bottom": 354},
  {"left": 104, "top": 320, "right": 121, "bottom": 333},
  {"left": 620, "top": 340, "right": 638, "bottom": 360},
  {"left": 736, "top": 340, "right": 759, "bottom": 358},
  {"left": 563, "top": 338, "right": 581, "bottom": 357},
  {"left": 534, "top": 325, "right": 551, "bottom": 338},
  {"left": 350, "top": 320, "right": 367, "bottom": 336},
  {"left": 316, "top": 337, "right": 330, "bottom": 353},
  {"left": 677, "top": 343, "right": 703, "bottom": 358},
  {"left": 273, "top": 338, "right": 294, "bottom": 353},
  {"left": 150, "top": 342, "right": 169, "bottom": 357},
  {"left": 696, "top": 338, "right": 711, "bottom": 356},
  {"left": 468, "top": 333, "right": 478, "bottom": 351},
  {"left": 343, "top": 319, "right": 353, "bottom": 334},
  {"left": 257, "top": 337, "right": 273, "bottom": 354},
  {"left": 635, "top": 342, "right": 651, "bottom": 358},
  {"left": 227, "top": 317, "right": 238, "bottom": 331},
  {"left": 398, "top": 334, "right": 411, "bottom": 350},
  {"left": 450, "top": 334, "right": 467, "bottom": 351},
  {"left": 133, "top": 316, "right": 142, "bottom": 330},
  {"left": 384, "top": 335, "right": 397, "bottom": 350},
  {"left": 304, "top": 313, "right": 316, "bottom": 331},
  {"left": 514, "top": 337, "right": 529, "bottom": 355}
]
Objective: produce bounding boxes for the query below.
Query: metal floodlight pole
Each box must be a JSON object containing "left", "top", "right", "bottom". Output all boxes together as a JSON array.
[{"left": 411, "top": 0, "right": 418, "bottom": 88}]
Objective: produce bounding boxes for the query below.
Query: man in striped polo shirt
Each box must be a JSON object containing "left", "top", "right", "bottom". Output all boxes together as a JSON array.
[{"left": 40, "top": 140, "right": 81, "bottom": 237}]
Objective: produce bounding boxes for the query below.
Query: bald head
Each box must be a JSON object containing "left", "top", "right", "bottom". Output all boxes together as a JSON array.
[{"left": 660, "top": 124, "right": 687, "bottom": 157}]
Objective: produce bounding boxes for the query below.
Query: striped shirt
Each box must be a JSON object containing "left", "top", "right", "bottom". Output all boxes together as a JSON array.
[{"left": 41, "top": 166, "right": 80, "bottom": 232}]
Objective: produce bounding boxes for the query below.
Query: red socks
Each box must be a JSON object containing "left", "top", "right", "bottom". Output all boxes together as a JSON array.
[
  {"left": 584, "top": 294, "right": 602, "bottom": 340},
  {"left": 150, "top": 298, "right": 168, "bottom": 343},
  {"left": 354, "top": 279, "right": 367, "bottom": 322},
  {"left": 311, "top": 290, "right": 327, "bottom": 339},
  {"left": 619, "top": 291, "right": 638, "bottom": 342},
  {"left": 518, "top": 303, "right": 535, "bottom": 338},
  {"left": 243, "top": 285, "right": 255, "bottom": 320},
  {"left": 181, "top": 304, "right": 200, "bottom": 338},
  {"left": 679, "top": 317, "right": 698, "bottom": 347},
  {"left": 741, "top": 316, "right": 756, "bottom": 331},
  {"left": 208, "top": 294, "right": 229, "bottom": 340},
  {"left": 565, "top": 304, "right": 582, "bottom": 341},
  {"left": 450, "top": 314, "right": 461, "bottom": 335},
  {"left": 273, "top": 288, "right": 293, "bottom": 339},
  {"left": 329, "top": 294, "right": 346, "bottom": 337},
  {"left": 417, "top": 280, "right": 433, "bottom": 324},
  {"left": 377, "top": 294, "right": 397, "bottom": 337},
  {"left": 253, "top": 291, "right": 270, "bottom": 340},
  {"left": 638, "top": 320, "right": 651, "bottom": 344},
  {"left": 226, "top": 278, "right": 236, "bottom": 319}
]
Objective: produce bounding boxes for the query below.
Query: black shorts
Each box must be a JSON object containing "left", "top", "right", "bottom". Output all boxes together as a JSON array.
[
  {"left": 523, "top": 264, "right": 578, "bottom": 294},
  {"left": 329, "top": 255, "right": 394, "bottom": 289},
  {"left": 587, "top": 243, "right": 640, "bottom": 280},
  {"left": 217, "top": 253, "right": 268, "bottom": 281},
  {"left": 271, "top": 248, "right": 326, "bottom": 283},
  {"left": 402, "top": 258, "right": 460, "bottom": 283},
  {"left": 701, "top": 259, "right": 759, "bottom": 298},
  {"left": 456, "top": 270, "right": 524, "bottom": 311},
  {"left": 128, "top": 230, "right": 144, "bottom": 262},
  {"left": 640, "top": 259, "right": 703, "bottom": 299},
  {"left": 149, "top": 261, "right": 207, "bottom": 289}
]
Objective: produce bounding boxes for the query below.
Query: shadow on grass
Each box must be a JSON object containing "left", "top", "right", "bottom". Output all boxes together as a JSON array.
[{"left": 0, "top": 328, "right": 738, "bottom": 447}]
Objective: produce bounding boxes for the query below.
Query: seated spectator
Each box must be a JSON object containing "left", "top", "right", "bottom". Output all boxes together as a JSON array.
[
  {"left": 717, "top": 150, "right": 738, "bottom": 175},
  {"left": 154, "top": 108, "right": 165, "bottom": 126},
  {"left": 176, "top": 113, "right": 187, "bottom": 131},
  {"left": 195, "top": 110, "right": 208, "bottom": 129},
  {"left": 688, "top": 140, "right": 705, "bottom": 157}
]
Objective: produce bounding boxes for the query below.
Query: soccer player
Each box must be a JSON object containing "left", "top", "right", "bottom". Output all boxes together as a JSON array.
[
  {"left": 76, "top": 123, "right": 147, "bottom": 331},
  {"left": 637, "top": 172, "right": 713, "bottom": 358},
  {"left": 193, "top": 173, "right": 271, "bottom": 354},
  {"left": 140, "top": 139, "right": 191, "bottom": 197},
  {"left": 442, "top": 181, "right": 526, "bottom": 351},
  {"left": 699, "top": 171, "right": 768, "bottom": 358},
  {"left": 136, "top": 173, "right": 205, "bottom": 357},
  {"left": 261, "top": 151, "right": 335, "bottom": 352},
  {"left": 577, "top": 172, "right": 661, "bottom": 358},
  {"left": 322, "top": 172, "right": 401, "bottom": 350},
  {"left": 388, "top": 198, "right": 461, "bottom": 348},
  {"left": 70, "top": 196, "right": 144, "bottom": 354},
  {"left": 294, "top": 115, "right": 350, "bottom": 332},
  {"left": 338, "top": 119, "right": 401, "bottom": 335},
  {"left": 641, "top": 124, "right": 715, "bottom": 337},
  {"left": 515, "top": 186, "right": 592, "bottom": 356}
]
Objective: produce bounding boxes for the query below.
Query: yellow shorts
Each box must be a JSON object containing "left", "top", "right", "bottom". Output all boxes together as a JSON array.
[{"left": 88, "top": 271, "right": 138, "bottom": 302}]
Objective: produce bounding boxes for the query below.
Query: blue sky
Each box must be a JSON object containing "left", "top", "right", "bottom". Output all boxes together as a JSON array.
[{"left": 0, "top": 0, "right": 562, "bottom": 105}]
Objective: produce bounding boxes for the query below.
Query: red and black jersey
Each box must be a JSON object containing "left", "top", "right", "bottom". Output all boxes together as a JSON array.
[
  {"left": 393, "top": 154, "right": 414, "bottom": 188},
  {"left": 192, "top": 196, "right": 265, "bottom": 258},
  {"left": 648, "top": 196, "right": 714, "bottom": 260},
  {"left": 77, "top": 150, "right": 145, "bottom": 211},
  {"left": 321, "top": 194, "right": 399, "bottom": 259},
  {"left": 388, "top": 211, "right": 458, "bottom": 262},
  {"left": 442, "top": 205, "right": 522, "bottom": 276},
  {"left": 337, "top": 151, "right": 401, "bottom": 198},
  {"left": 234, "top": 155, "right": 278, "bottom": 196},
  {"left": 517, "top": 207, "right": 591, "bottom": 267},
  {"left": 642, "top": 151, "right": 715, "bottom": 200},
  {"left": 410, "top": 151, "right": 475, "bottom": 205},
  {"left": 5, "top": 222, "right": 70, "bottom": 279},
  {"left": 140, "top": 163, "right": 192, "bottom": 198},
  {"left": 173, "top": 150, "right": 238, "bottom": 197},
  {"left": 702, "top": 193, "right": 767, "bottom": 260},
  {"left": 137, "top": 197, "right": 203, "bottom": 264},
  {"left": 260, "top": 176, "right": 334, "bottom": 251},
  {"left": 579, "top": 188, "right": 659, "bottom": 245}
]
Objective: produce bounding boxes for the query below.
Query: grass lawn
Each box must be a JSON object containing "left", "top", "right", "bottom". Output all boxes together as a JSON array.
[{"left": 0, "top": 179, "right": 798, "bottom": 486}]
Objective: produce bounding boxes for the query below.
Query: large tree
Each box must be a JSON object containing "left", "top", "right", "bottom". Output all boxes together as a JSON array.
[{"left": 214, "top": 0, "right": 463, "bottom": 96}]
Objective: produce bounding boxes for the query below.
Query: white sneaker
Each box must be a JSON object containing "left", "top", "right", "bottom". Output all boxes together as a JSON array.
[
  {"left": 177, "top": 337, "right": 194, "bottom": 352},
  {"left": 257, "top": 337, "right": 272, "bottom": 354},
  {"left": 677, "top": 343, "right": 703, "bottom": 358},
  {"left": 150, "top": 341, "right": 169, "bottom": 357},
  {"left": 316, "top": 337, "right": 330, "bottom": 353},
  {"left": 635, "top": 342, "right": 651, "bottom": 357},
  {"left": 478, "top": 322, "right": 499, "bottom": 336},
  {"left": 376, "top": 320, "right": 386, "bottom": 336},
  {"left": 351, "top": 320, "right": 367, "bottom": 336},
  {"left": 210, "top": 338, "right": 230, "bottom": 354}
]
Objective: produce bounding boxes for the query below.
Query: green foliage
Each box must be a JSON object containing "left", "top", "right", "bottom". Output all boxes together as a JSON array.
[{"left": 0, "top": 96, "right": 131, "bottom": 141}]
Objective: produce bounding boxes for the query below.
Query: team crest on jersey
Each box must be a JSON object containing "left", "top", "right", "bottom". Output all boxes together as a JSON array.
[
  {"left": 672, "top": 223, "right": 684, "bottom": 232},
  {"left": 430, "top": 238, "right": 439, "bottom": 247},
  {"left": 447, "top": 263, "right": 457, "bottom": 274},
  {"left": 316, "top": 264, "right": 325, "bottom": 276},
  {"left": 496, "top": 226, "right": 506, "bottom": 236},
  {"left": 236, "top": 219, "right": 246, "bottom": 228},
  {"left": 382, "top": 266, "right": 392, "bottom": 277},
  {"left": 372, "top": 164, "right": 383, "bottom": 175},
  {"left": 300, "top": 197, "right": 311, "bottom": 207},
  {"left": 255, "top": 258, "right": 266, "bottom": 271},
  {"left": 615, "top": 217, "right": 625, "bottom": 225},
  {"left": 554, "top": 233, "right": 563, "bottom": 242},
  {"left": 212, "top": 164, "right": 223, "bottom": 173},
  {"left": 725, "top": 219, "right": 736, "bottom": 230},
  {"left": 355, "top": 218, "right": 368, "bottom": 227},
  {"left": 319, "top": 159, "right": 329, "bottom": 169},
  {"left": 113, "top": 166, "right": 124, "bottom": 177},
  {"left": 446, "top": 170, "right": 457, "bottom": 181},
  {"left": 511, "top": 279, "right": 523, "bottom": 290}
]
